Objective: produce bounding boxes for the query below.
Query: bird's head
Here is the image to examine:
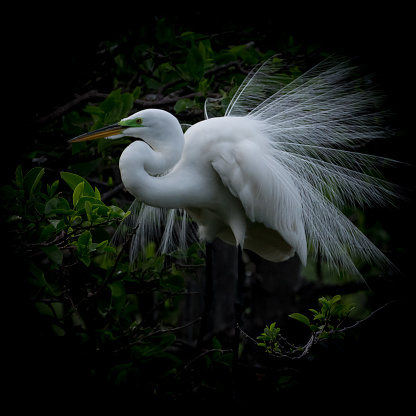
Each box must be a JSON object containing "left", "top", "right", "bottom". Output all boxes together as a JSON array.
[{"left": 69, "top": 108, "right": 182, "bottom": 149}]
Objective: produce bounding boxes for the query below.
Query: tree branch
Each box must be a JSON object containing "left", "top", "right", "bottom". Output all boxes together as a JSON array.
[
  {"left": 101, "top": 183, "right": 126, "bottom": 203},
  {"left": 240, "top": 300, "right": 401, "bottom": 360},
  {"left": 35, "top": 61, "right": 244, "bottom": 126},
  {"left": 339, "top": 300, "right": 399, "bottom": 333},
  {"left": 36, "top": 90, "right": 108, "bottom": 125}
]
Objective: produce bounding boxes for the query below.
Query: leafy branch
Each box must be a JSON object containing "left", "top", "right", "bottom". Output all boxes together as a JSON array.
[
  {"left": 2, "top": 165, "right": 204, "bottom": 393},
  {"left": 250, "top": 295, "right": 398, "bottom": 360}
]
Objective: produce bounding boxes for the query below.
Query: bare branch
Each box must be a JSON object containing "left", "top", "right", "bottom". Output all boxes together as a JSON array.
[
  {"left": 339, "top": 300, "right": 399, "bottom": 333},
  {"left": 101, "top": 183, "right": 126, "bottom": 203},
  {"left": 36, "top": 90, "right": 108, "bottom": 125}
]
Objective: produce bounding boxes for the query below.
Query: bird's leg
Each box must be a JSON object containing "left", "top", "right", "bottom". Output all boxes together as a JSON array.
[
  {"left": 233, "top": 245, "right": 244, "bottom": 369},
  {"left": 196, "top": 242, "right": 213, "bottom": 351}
]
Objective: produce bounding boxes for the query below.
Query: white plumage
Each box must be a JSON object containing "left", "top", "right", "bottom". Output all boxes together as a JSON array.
[{"left": 71, "top": 56, "right": 398, "bottom": 280}]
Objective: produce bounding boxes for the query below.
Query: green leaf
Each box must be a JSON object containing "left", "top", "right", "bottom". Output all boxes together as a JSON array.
[
  {"left": 39, "top": 223, "right": 56, "bottom": 242},
  {"left": 84, "top": 200, "right": 93, "bottom": 222},
  {"left": 109, "top": 281, "right": 126, "bottom": 312},
  {"left": 109, "top": 363, "right": 133, "bottom": 385},
  {"left": 132, "top": 86, "right": 141, "bottom": 100},
  {"left": 100, "top": 89, "right": 120, "bottom": 119},
  {"left": 345, "top": 303, "right": 356, "bottom": 315},
  {"left": 109, "top": 280, "right": 125, "bottom": 298},
  {"left": 176, "top": 44, "right": 205, "bottom": 82},
  {"left": 187, "top": 44, "right": 205, "bottom": 81},
  {"left": 44, "top": 197, "right": 71, "bottom": 216},
  {"left": 27, "top": 262, "right": 56, "bottom": 294},
  {"left": 76, "top": 230, "right": 92, "bottom": 266},
  {"left": 212, "top": 336, "right": 221, "bottom": 351},
  {"left": 161, "top": 273, "right": 184, "bottom": 292},
  {"left": 318, "top": 331, "right": 330, "bottom": 340},
  {"left": 174, "top": 98, "right": 196, "bottom": 113},
  {"left": 60, "top": 172, "right": 95, "bottom": 197},
  {"left": 288, "top": 313, "right": 310, "bottom": 327},
  {"left": 109, "top": 205, "right": 129, "bottom": 219},
  {"left": 332, "top": 304, "right": 346, "bottom": 316},
  {"left": 40, "top": 244, "right": 63, "bottom": 266},
  {"left": 49, "top": 219, "right": 66, "bottom": 232},
  {"left": 76, "top": 196, "right": 104, "bottom": 210},
  {"left": 118, "top": 93, "right": 134, "bottom": 119},
  {"left": 23, "top": 167, "right": 45, "bottom": 196},
  {"left": 93, "top": 89, "right": 136, "bottom": 126},
  {"left": 318, "top": 297, "right": 330, "bottom": 307},
  {"left": 70, "top": 216, "right": 82, "bottom": 226},
  {"left": 217, "top": 352, "right": 233, "bottom": 367},
  {"left": 14, "top": 165, "right": 23, "bottom": 189},
  {"left": 77, "top": 230, "right": 92, "bottom": 247},
  {"left": 331, "top": 295, "right": 342, "bottom": 304},
  {"left": 83, "top": 105, "right": 103, "bottom": 117},
  {"left": 73, "top": 181, "right": 84, "bottom": 207},
  {"left": 140, "top": 334, "right": 176, "bottom": 358},
  {"left": 47, "top": 180, "right": 59, "bottom": 198}
]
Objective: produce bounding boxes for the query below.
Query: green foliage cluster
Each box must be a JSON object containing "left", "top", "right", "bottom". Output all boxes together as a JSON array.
[
  {"left": 103, "top": 18, "right": 268, "bottom": 114},
  {"left": 257, "top": 295, "right": 356, "bottom": 357},
  {"left": 1, "top": 166, "right": 210, "bottom": 396},
  {"left": 3, "top": 163, "right": 359, "bottom": 398},
  {"left": 295, "top": 294, "right": 356, "bottom": 339},
  {"left": 257, "top": 322, "right": 282, "bottom": 354}
]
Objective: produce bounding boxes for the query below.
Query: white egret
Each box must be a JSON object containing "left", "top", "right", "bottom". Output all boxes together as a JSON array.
[{"left": 70, "top": 57, "right": 398, "bottom": 352}]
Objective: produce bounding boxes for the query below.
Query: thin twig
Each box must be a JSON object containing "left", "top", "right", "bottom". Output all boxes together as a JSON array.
[
  {"left": 339, "top": 300, "right": 399, "bottom": 333},
  {"left": 101, "top": 183, "right": 126, "bottom": 203},
  {"left": 114, "top": 318, "right": 202, "bottom": 353},
  {"left": 147, "top": 318, "right": 201, "bottom": 338},
  {"left": 175, "top": 347, "right": 233, "bottom": 379},
  {"left": 237, "top": 323, "right": 258, "bottom": 344},
  {"left": 241, "top": 300, "right": 401, "bottom": 360}
]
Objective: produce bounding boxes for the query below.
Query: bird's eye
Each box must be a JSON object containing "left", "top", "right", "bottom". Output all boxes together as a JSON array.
[{"left": 136, "top": 118, "right": 143, "bottom": 125}]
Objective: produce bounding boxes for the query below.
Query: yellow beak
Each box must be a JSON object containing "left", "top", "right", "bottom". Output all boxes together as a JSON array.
[{"left": 69, "top": 123, "right": 125, "bottom": 143}]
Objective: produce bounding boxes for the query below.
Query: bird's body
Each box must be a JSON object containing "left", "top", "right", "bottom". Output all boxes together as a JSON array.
[
  {"left": 70, "top": 57, "right": 398, "bottom": 280},
  {"left": 119, "top": 114, "right": 306, "bottom": 263}
]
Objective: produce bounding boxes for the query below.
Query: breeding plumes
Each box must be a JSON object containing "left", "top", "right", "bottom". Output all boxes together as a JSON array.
[{"left": 70, "top": 57, "right": 398, "bottom": 280}]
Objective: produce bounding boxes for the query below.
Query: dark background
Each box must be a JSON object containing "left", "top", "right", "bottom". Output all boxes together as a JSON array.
[{"left": 3, "top": 5, "right": 414, "bottom": 410}]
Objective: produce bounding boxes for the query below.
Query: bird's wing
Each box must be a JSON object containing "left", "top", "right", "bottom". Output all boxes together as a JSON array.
[
  {"left": 210, "top": 56, "right": 400, "bottom": 279},
  {"left": 211, "top": 138, "right": 307, "bottom": 264}
]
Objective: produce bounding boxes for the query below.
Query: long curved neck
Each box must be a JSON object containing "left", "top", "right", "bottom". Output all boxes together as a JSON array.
[{"left": 119, "top": 134, "right": 184, "bottom": 208}]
